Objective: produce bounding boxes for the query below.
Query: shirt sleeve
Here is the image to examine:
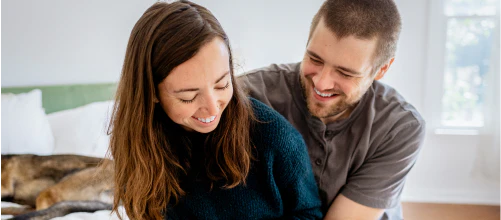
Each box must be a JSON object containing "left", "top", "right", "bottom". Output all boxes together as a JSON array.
[
  {"left": 340, "top": 119, "right": 425, "bottom": 209},
  {"left": 238, "top": 71, "right": 276, "bottom": 107}
]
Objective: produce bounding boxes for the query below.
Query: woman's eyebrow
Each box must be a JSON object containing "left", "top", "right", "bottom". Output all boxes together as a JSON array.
[
  {"left": 174, "top": 87, "right": 199, "bottom": 93},
  {"left": 173, "top": 71, "right": 229, "bottom": 93},
  {"left": 215, "top": 71, "right": 230, "bottom": 84}
]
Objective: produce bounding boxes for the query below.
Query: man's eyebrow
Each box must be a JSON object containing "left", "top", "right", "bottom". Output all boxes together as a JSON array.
[
  {"left": 173, "top": 71, "right": 230, "bottom": 93},
  {"left": 306, "top": 50, "right": 322, "bottom": 60},
  {"left": 307, "top": 50, "right": 362, "bottom": 76},
  {"left": 336, "top": 66, "right": 362, "bottom": 76}
]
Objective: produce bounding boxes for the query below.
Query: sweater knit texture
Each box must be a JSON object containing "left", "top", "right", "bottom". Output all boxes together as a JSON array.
[{"left": 165, "top": 98, "right": 322, "bottom": 220}]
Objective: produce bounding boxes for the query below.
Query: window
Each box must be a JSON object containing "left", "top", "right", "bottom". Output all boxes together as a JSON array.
[{"left": 425, "top": 0, "right": 499, "bottom": 131}]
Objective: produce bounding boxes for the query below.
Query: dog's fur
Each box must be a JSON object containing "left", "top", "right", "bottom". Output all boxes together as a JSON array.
[{"left": 1, "top": 154, "right": 114, "bottom": 219}]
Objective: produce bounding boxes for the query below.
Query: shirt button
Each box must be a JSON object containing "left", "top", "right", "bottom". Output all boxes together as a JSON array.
[{"left": 315, "top": 159, "right": 322, "bottom": 166}]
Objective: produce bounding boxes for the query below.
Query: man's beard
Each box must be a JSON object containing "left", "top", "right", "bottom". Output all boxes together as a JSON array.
[{"left": 300, "top": 75, "right": 355, "bottom": 119}]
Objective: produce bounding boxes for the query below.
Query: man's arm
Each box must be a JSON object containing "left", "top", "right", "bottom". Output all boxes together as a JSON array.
[
  {"left": 324, "top": 194, "right": 384, "bottom": 220},
  {"left": 325, "top": 119, "right": 425, "bottom": 220}
]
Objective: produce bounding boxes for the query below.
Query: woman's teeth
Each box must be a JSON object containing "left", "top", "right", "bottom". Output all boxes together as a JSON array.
[
  {"left": 197, "top": 116, "right": 216, "bottom": 123},
  {"left": 314, "top": 88, "right": 335, "bottom": 97}
]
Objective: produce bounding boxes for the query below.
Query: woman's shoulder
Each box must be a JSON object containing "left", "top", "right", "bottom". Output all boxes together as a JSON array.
[
  {"left": 249, "top": 97, "right": 305, "bottom": 150},
  {"left": 249, "top": 97, "right": 295, "bottom": 130}
]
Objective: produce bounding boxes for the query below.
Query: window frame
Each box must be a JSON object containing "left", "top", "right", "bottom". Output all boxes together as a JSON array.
[{"left": 424, "top": 0, "right": 500, "bottom": 135}]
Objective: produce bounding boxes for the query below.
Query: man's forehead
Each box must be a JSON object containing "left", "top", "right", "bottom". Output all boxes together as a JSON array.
[
  {"left": 316, "top": 19, "right": 378, "bottom": 42},
  {"left": 307, "top": 28, "right": 377, "bottom": 75}
]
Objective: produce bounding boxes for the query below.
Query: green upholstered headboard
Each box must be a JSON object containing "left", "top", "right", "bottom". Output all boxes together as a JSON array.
[{"left": 1, "top": 83, "right": 117, "bottom": 114}]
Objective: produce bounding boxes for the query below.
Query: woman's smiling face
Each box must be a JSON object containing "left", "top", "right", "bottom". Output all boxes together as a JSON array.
[{"left": 157, "top": 37, "right": 233, "bottom": 133}]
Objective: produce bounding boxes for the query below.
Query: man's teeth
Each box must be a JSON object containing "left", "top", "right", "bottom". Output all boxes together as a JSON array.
[
  {"left": 197, "top": 116, "right": 216, "bottom": 123},
  {"left": 314, "top": 88, "right": 335, "bottom": 97}
]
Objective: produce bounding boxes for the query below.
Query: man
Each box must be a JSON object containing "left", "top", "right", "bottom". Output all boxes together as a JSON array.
[{"left": 240, "top": 0, "right": 425, "bottom": 219}]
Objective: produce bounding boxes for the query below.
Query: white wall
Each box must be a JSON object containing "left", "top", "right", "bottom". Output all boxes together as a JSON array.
[
  {"left": 2, "top": 0, "right": 499, "bottom": 205},
  {"left": 2, "top": 0, "right": 157, "bottom": 86},
  {"left": 2, "top": 0, "right": 321, "bottom": 87},
  {"left": 198, "top": 0, "right": 323, "bottom": 75}
]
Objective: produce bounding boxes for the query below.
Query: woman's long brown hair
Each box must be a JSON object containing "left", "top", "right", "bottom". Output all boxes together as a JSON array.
[{"left": 107, "top": 1, "right": 254, "bottom": 219}]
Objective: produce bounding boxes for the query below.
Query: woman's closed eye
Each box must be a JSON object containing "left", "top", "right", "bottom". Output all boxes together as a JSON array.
[
  {"left": 216, "top": 81, "right": 230, "bottom": 90},
  {"left": 180, "top": 95, "right": 197, "bottom": 103},
  {"left": 178, "top": 81, "right": 229, "bottom": 103}
]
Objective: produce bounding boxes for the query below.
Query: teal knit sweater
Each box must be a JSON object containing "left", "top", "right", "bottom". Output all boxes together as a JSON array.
[{"left": 165, "top": 98, "right": 322, "bottom": 219}]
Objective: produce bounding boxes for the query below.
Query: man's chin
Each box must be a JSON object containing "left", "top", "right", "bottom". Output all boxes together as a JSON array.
[
  {"left": 308, "top": 109, "right": 333, "bottom": 119},
  {"left": 307, "top": 103, "right": 332, "bottom": 119},
  {"left": 306, "top": 98, "right": 350, "bottom": 119}
]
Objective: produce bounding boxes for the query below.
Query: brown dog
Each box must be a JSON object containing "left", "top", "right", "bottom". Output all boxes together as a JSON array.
[{"left": 1, "top": 154, "right": 114, "bottom": 217}]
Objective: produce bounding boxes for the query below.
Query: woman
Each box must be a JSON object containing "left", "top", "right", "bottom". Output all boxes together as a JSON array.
[{"left": 109, "top": 1, "right": 322, "bottom": 219}]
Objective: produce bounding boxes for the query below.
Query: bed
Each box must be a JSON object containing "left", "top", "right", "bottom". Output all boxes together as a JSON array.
[{"left": 1, "top": 83, "right": 129, "bottom": 220}]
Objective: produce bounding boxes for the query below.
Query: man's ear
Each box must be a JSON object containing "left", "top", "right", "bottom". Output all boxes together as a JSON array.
[{"left": 374, "top": 58, "right": 395, "bottom": 81}]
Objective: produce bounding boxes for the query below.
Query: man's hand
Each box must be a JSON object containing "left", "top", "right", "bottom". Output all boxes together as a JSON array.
[{"left": 324, "top": 194, "right": 384, "bottom": 220}]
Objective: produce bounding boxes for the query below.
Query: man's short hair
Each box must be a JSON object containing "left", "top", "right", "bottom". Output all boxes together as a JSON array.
[{"left": 308, "top": 0, "right": 402, "bottom": 72}]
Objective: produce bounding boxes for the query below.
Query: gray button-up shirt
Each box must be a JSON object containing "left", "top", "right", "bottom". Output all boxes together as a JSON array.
[{"left": 239, "top": 62, "right": 425, "bottom": 220}]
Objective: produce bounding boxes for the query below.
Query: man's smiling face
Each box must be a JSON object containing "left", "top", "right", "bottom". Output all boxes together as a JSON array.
[{"left": 300, "top": 18, "right": 378, "bottom": 123}]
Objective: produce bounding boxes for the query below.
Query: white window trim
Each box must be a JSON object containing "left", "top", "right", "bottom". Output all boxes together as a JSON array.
[{"left": 424, "top": 0, "right": 448, "bottom": 133}]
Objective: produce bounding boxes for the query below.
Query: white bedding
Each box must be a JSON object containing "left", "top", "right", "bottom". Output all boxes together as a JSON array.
[
  {"left": 1, "top": 91, "right": 120, "bottom": 220},
  {"left": 1, "top": 89, "right": 54, "bottom": 155},
  {"left": 1, "top": 201, "right": 23, "bottom": 220},
  {"left": 50, "top": 206, "right": 129, "bottom": 220},
  {"left": 1, "top": 202, "right": 129, "bottom": 220}
]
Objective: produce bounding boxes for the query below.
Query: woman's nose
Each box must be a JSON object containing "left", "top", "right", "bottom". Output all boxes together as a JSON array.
[{"left": 202, "top": 92, "right": 219, "bottom": 116}]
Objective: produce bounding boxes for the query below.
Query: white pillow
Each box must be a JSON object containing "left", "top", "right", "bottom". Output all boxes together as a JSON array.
[
  {"left": 1, "top": 89, "right": 54, "bottom": 155},
  {"left": 48, "top": 100, "right": 114, "bottom": 158},
  {"left": 51, "top": 206, "right": 129, "bottom": 220}
]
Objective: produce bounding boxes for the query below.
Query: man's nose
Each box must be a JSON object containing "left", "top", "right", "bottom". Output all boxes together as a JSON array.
[{"left": 312, "top": 66, "right": 335, "bottom": 91}]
